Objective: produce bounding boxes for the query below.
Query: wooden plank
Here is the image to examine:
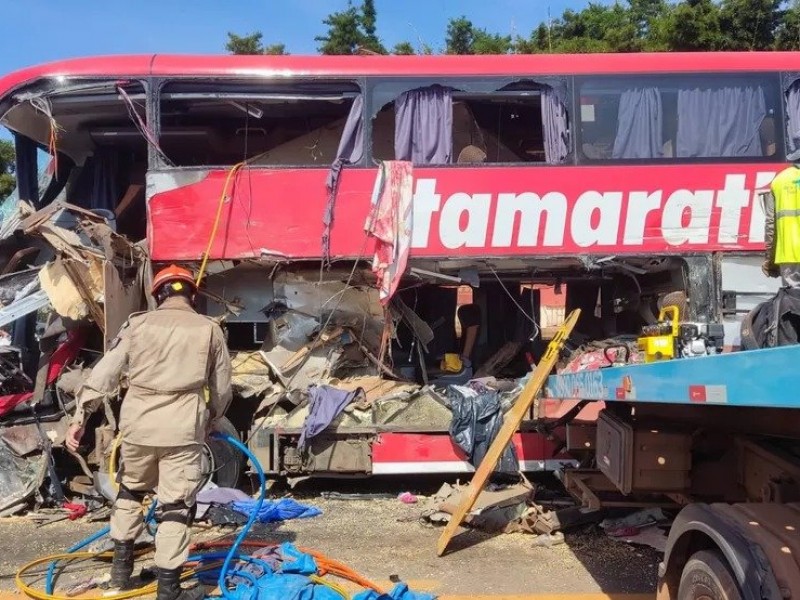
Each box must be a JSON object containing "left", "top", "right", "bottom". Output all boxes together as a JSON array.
[
  {"left": 114, "top": 184, "right": 144, "bottom": 219},
  {"left": 436, "top": 309, "right": 581, "bottom": 557}
]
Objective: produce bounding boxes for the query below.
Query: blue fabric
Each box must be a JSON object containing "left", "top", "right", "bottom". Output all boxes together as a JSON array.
[
  {"left": 353, "top": 582, "right": 437, "bottom": 600},
  {"left": 299, "top": 385, "right": 364, "bottom": 450},
  {"left": 232, "top": 498, "right": 322, "bottom": 523},
  {"left": 253, "top": 573, "right": 340, "bottom": 600},
  {"left": 279, "top": 542, "right": 318, "bottom": 575}
]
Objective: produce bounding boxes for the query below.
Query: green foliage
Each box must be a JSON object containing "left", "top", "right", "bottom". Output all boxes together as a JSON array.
[
  {"left": 392, "top": 41, "right": 416, "bottom": 55},
  {"left": 776, "top": 0, "right": 800, "bottom": 49},
  {"left": 230, "top": 0, "right": 800, "bottom": 58},
  {"left": 0, "top": 139, "right": 15, "bottom": 202},
  {"left": 264, "top": 43, "right": 288, "bottom": 55},
  {"left": 445, "top": 16, "right": 512, "bottom": 54},
  {"left": 226, "top": 32, "right": 288, "bottom": 55},
  {"left": 316, "top": 0, "right": 386, "bottom": 55}
]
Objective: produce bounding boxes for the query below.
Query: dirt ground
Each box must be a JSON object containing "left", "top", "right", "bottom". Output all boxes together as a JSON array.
[{"left": 0, "top": 493, "right": 661, "bottom": 598}]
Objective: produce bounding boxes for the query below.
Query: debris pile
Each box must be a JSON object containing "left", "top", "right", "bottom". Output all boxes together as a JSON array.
[{"left": 0, "top": 199, "right": 147, "bottom": 515}]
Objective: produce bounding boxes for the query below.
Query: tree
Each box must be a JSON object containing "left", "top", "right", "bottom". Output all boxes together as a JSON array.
[
  {"left": 392, "top": 41, "right": 416, "bottom": 55},
  {"left": 628, "top": 0, "right": 667, "bottom": 38},
  {"left": 515, "top": 23, "right": 552, "bottom": 53},
  {"left": 719, "top": 0, "right": 783, "bottom": 50},
  {"left": 359, "top": 0, "right": 386, "bottom": 53},
  {"left": 660, "top": 0, "right": 724, "bottom": 50},
  {"left": 263, "top": 43, "right": 288, "bottom": 55},
  {"left": 472, "top": 29, "right": 513, "bottom": 54},
  {"left": 226, "top": 32, "right": 288, "bottom": 55},
  {"left": 226, "top": 32, "right": 265, "bottom": 55},
  {"left": 316, "top": 1, "right": 388, "bottom": 55},
  {"left": 443, "top": 16, "right": 512, "bottom": 54},
  {"left": 0, "top": 140, "right": 15, "bottom": 202},
  {"left": 316, "top": 3, "right": 363, "bottom": 54},
  {"left": 776, "top": 0, "right": 800, "bottom": 49},
  {"left": 445, "top": 17, "right": 476, "bottom": 54}
]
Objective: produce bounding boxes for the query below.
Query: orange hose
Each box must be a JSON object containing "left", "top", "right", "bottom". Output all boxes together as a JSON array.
[{"left": 190, "top": 540, "right": 384, "bottom": 594}]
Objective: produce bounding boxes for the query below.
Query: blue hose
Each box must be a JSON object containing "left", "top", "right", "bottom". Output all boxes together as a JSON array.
[
  {"left": 45, "top": 500, "right": 159, "bottom": 594},
  {"left": 43, "top": 433, "right": 266, "bottom": 599},
  {"left": 210, "top": 432, "right": 267, "bottom": 600}
]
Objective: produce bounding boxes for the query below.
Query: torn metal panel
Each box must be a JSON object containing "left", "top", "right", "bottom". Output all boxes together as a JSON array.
[
  {"left": 0, "top": 439, "right": 47, "bottom": 517},
  {"left": 0, "top": 268, "right": 41, "bottom": 306},
  {"left": 205, "top": 264, "right": 269, "bottom": 321},
  {"left": 391, "top": 296, "right": 433, "bottom": 352},
  {"left": 0, "top": 424, "right": 42, "bottom": 456},
  {"left": 275, "top": 270, "right": 384, "bottom": 350},
  {"left": 0, "top": 289, "right": 49, "bottom": 328}
]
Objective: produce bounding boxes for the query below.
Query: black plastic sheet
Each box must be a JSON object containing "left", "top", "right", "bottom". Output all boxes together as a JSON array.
[{"left": 447, "top": 384, "right": 518, "bottom": 474}]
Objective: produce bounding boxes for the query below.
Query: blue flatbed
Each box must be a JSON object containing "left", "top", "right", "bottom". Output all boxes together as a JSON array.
[{"left": 545, "top": 345, "right": 800, "bottom": 409}]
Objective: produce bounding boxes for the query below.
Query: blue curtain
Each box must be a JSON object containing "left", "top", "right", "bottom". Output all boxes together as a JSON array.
[
  {"left": 394, "top": 85, "right": 453, "bottom": 164},
  {"left": 612, "top": 88, "right": 663, "bottom": 159},
  {"left": 677, "top": 85, "right": 766, "bottom": 158}
]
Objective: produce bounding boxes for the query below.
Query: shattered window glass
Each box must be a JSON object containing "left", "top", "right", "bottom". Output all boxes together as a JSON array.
[
  {"left": 158, "top": 81, "right": 362, "bottom": 167},
  {"left": 372, "top": 81, "right": 569, "bottom": 165}
]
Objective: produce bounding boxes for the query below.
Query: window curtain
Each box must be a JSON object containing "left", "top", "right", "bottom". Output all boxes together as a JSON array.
[
  {"left": 323, "top": 94, "right": 365, "bottom": 265},
  {"left": 13, "top": 134, "right": 39, "bottom": 207},
  {"left": 90, "top": 148, "right": 120, "bottom": 212},
  {"left": 612, "top": 88, "right": 664, "bottom": 159},
  {"left": 394, "top": 85, "right": 453, "bottom": 164},
  {"left": 541, "top": 87, "right": 569, "bottom": 164},
  {"left": 786, "top": 81, "right": 800, "bottom": 154},
  {"left": 676, "top": 85, "right": 766, "bottom": 158}
]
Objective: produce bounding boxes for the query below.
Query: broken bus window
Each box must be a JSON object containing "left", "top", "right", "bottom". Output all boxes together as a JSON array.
[{"left": 157, "top": 80, "right": 362, "bottom": 167}]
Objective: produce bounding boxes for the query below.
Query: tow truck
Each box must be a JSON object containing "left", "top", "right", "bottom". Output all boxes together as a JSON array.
[{"left": 543, "top": 328, "right": 800, "bottom": 600}]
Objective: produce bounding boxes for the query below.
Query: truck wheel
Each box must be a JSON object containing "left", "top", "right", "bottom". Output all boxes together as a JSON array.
[
  {"left": 203, "top": 417, "right": 242, "bottom": 489},
  {"left": 678, "top": 550, "right": 742, "bottom": 600}
]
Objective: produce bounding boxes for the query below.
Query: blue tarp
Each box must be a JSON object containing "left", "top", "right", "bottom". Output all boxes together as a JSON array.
[
  {"left": 232, "top": 498, "right": 322, "bottom": 523},
  {"left": 207, "top": 542, "right": 436, "bottom": 600},
  {"left": 354, "top": 583, "right": 436, "bottom": 600}
]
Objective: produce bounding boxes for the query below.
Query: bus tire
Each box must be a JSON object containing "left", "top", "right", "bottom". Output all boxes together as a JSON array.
[
  {"left": 203, "top": 416, "right": 242, "bottom": 489},
  {"left": 678, "top": 550, "right": 742, "bottom": 600}
]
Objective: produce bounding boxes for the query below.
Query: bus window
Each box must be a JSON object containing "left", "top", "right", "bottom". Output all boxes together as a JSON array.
[
  {"left": 785, "top": 79, "right": 800, "bottom": 156},
  {"left": 371, "top": 82, "right": 570, "bottom": 165},
  {"left": 158, "top": 81, "right": 362, "bottom": 167},
  {"left": 579, "top": 74, "right": 780, "bottom": 162}
]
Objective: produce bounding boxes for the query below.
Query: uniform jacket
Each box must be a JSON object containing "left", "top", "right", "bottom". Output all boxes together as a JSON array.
[{"left": 71, "top": 296, "right": 232, "bottom": 447}]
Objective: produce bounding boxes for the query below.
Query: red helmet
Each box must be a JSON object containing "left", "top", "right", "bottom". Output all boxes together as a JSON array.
[{"left": 151, "top": 265, "right": 197, "bottom": 296}]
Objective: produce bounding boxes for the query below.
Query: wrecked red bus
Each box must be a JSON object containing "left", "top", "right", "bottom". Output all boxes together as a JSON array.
[{"left": 0, "top": 52, "right": 789, "bottom": 486}]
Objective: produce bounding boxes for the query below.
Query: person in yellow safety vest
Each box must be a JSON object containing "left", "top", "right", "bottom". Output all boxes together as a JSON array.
[{"left": 763, "top": 164, "right": 800, "bottom": 288}]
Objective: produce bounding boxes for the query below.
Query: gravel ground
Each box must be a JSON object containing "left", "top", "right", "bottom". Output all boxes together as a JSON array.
[{"left": 0, "top": 493, "right": 661, "bottom": 597}]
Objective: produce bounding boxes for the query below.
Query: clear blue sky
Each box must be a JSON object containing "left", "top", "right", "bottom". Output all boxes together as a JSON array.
[
  {"left": 0, "top": 0, "right": 601, "bottom": 142},
  {"left": 0, "top": 0, "right": 601, "bottom": 72}
]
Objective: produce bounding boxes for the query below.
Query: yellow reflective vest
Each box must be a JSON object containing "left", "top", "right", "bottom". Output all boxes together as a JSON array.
[{"left": 770, "top": 165, "right": 800, "bottom": 264}]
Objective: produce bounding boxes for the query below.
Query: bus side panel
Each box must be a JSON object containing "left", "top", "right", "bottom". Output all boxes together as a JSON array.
[{"left": 147, "top": 164, "right": 774, "bottom": 262}]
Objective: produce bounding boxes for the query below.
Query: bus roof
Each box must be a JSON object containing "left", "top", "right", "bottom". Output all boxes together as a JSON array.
[{"left": 0, "top": 52, "right": 798, "bottom": 98}]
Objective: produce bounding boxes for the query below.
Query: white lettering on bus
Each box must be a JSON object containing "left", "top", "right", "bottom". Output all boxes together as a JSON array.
[
  {"left": 572, "top": 191, "right": 623, "bottom": 247},
  {"left": 491, "top": 192, "right": 567, "bottom": 247},
  {"left": 411, "top": 172, "right": 778, "bottom": 250}
]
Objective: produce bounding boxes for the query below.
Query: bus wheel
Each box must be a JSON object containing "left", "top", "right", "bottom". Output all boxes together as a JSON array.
[
  {"left": 678, "top": 550, "right": 742, "bottom": 600},
  {"left": 203, "top": 417, "right": 242, "bottom": 489}
]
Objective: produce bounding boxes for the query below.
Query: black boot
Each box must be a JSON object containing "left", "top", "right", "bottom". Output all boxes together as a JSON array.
[
  {"left": 155, "top": 567, "right": 205, "bottom": 600},
  {"left": 109, "top": 540, "right": 135, "bottom": 589}
]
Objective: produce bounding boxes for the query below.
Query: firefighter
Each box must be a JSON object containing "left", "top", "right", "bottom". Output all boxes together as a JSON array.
[
  {"left": 65, "top": 265, "right": 232, "bottom": 600},
  {"left": 763, "top": 164, "right": 800, "bottom": 288}
]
